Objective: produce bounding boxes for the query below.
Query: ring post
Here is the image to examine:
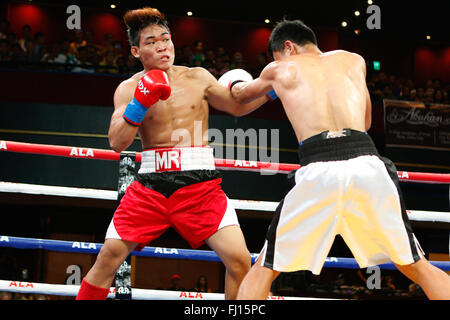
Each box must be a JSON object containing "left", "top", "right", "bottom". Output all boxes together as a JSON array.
[{"left": 114, "top": 152, "right": 136, "bottom": 300}]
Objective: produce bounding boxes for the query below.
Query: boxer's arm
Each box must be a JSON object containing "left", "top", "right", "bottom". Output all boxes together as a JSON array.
[
  {"left": 361, "top": 58, "right": 372, "bottom": 131},
  {"left": 197, "top": 68, "right": 269, "bottom": 116},
  {"left": 231, "top": 62, "right": 277, "bottom": 104},
  {"left": 365, "top": 84, "right": 372, "bottom": 131},
  {"left": 108, "top": 79, "right": 140, "bottom": 153}
]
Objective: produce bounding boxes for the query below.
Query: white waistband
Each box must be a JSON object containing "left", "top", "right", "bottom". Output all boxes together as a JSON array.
[{"left": 138, "top": 146, "right": 215, "bottom": 174}]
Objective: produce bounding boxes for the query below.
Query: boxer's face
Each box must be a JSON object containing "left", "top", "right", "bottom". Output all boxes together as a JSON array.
[{"left": 131, "top": 24, "right": 175, "bottom": 71}]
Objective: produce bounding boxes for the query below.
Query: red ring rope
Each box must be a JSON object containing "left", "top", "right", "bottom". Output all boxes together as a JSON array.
[{"left": 1, "top": 140, "right": 449, "bottom": 183}]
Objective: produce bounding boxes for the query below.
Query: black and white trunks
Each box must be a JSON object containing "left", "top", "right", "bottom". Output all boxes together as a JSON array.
[{"left": 260, "top": 129, "right": 423, "bottom": 274}]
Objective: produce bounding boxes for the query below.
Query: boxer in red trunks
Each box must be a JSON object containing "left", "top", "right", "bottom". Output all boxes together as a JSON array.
[{"left": 76, "top": 7, "right": 271, "bottom": 300}]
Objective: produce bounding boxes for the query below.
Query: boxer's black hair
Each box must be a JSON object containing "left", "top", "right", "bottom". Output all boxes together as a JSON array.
[
  {"left": 268, "top": 19, "right": 317, "bottom": 57},
  {"left": 124, "top": 7, "right": 170, "bottom": 47}
]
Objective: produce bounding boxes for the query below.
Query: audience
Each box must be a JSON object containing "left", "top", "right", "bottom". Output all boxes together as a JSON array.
[
  {"left": 0, "top": 21, "right": 447, "bottom": 104},
  {"left": 167, "top": 274, "right": 186, "bottom": 291},
  {"left": 191, "top": 275, "right": 212, "bottom": 293},
  {"left": 367, "top": 72, "right": 449, "bottom": 104}
]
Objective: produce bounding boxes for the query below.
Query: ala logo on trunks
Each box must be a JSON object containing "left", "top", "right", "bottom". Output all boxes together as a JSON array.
[
  {"left": 155, "top": 149, "right": 181, "bottom": 172},
  {"left": 0, "top": 141, "right": 6, "bottom": 150}
]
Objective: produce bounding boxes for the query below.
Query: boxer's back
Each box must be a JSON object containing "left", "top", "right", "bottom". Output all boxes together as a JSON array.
[{"left": 273, "top": 50, "right": 369, "bottom": 142}]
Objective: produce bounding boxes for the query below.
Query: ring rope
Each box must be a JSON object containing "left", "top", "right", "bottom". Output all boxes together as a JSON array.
[
  {"left": 1, "top": 235, "right": 449, "bottom": 271},
  {"left": 1, "top": 140, "right": 450, "bottom": 183},
  {"left": 0, "top": 280, "right": 335, "bottom": 300},
  {"left": 1, "top": 181, "right": 448, "bottom": 224}
]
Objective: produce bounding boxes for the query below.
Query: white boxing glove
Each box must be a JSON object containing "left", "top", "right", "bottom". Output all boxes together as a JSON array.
[{"left": 218, "top": 69, "right": 253, "bottom": 90}]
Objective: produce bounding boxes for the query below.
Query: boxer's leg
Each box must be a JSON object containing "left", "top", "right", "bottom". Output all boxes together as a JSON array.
[
  {"left": 395, "top": 259, "right": 450, "bottom": 300},
  {"left": 206, "top": 225, "right": 251, "bottom": 300},
  {"left": 76, "top": 239, "right": 137, "bottom": 300},
  {"left": 236, "top": 249, "right": 280, "bottom": 300}
]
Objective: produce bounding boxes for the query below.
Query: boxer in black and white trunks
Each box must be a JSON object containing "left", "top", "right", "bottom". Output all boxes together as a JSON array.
[
  {"left": 228, "top": 19, "right": 450, "bottom": 300},
  {"left": 76, "top": 7, "right": 272, "bottom": 300}
]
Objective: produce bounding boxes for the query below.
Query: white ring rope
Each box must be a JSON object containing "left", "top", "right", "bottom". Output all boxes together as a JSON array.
[
  {"left": 0, "top": 280, "right": 334, "bottom": 300},
  {"left": 1, "top": 181, "right": 448, "bottom": 223}
]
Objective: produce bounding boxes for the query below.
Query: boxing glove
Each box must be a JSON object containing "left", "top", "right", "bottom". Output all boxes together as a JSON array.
[
  {"left": 123, "top": 70, "right": 171, "bottom": 126},
  {"left": 218, "top": 69, "right": 278, "bottom": 101},
  {"left": 218, "top": 69, "right": 253, "bottom": 91}
]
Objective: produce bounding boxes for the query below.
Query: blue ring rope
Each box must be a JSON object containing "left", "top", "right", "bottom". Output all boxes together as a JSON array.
[{"left": 1, "top": 235, "right": 449, "bottom": 271}]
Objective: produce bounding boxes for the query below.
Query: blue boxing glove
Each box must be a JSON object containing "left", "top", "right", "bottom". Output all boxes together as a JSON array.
[{"left": 266, "top": 89, "right": 278, "bottom": 101}]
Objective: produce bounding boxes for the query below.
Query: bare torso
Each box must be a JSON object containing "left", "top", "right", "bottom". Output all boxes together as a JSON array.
[
  {"left": 130, "top": 66, "right": 210, "bottom": 149},
  {"left": 271, "top": 50, "right": 369, "bottom": 142}
]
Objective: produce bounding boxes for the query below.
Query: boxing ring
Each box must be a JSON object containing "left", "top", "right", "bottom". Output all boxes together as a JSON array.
[{"left": 0, "top": 140, "right": 449, "bottom": 300}]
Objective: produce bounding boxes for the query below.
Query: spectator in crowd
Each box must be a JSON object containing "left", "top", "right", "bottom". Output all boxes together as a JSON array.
[
  {"left": 180, "top": 45, "right": 193, "bottom": 66},
  {"left": 99, "top": 32, "right": 114, "bottom": 56},
  {"left": 191, "top": 40, "right": 205, "bottom": 66},
  {"left": 204, "top": 58, "right": 218, "bottom": 78},
  {"left": 22, "top": 40, "right": 34, "bottom": 62},
  {"left": 408, "top": 283, "right": 425, "bottom": 297},
  {"left": 6, "top": 32, "right": 17, "bottom": 46},
  {"left": 434, "top": 89, "right": 444, "bottom": 104},
  {"left": 424, "top": 90, "right": 434, "bottom": 104},
  {"left": 409, "top": 88, "right": 417, "bottom": 101},
  {"left": 215, "top": 55, "right": 231, "bottom": 77},
  {"left": 215, "top": 47, "right": 226, "bottom": 59},
  {"left": 192, "top": 275, "right": 212, "bottom": 293},
  {"left": 383, "top": 275, "right": 397, "bottom": 291},
  {"left": 167, "top": 274, "right": 185, "bottom": 291},
  {"left": 71, "top": 46, "right": 94, "bottom": 73},
  {"left": 32, "top": 32, "right": 46, "bottom": 62},
  {"left": 85, "top": 44, "right": 99, "bottom": 64},
  {"left": 115, "top": 55, "right": 128, "bottom": 74},
  {"left": 41, "top": 42, "right": 68, "bottom": 64},
  {"left": 0, "top": 39, "right": 11, "bottom": 61},
  {"left": 99, "top": 50, "right": 118, "bottom": 74},
  {"left": 84, "top": 30, "right": 98, "bottom": 50},
  {"left": 0, "top": 19, "right": 10, "bottom": 40},
  {"left": 193, "top": 57, "right": 203, "bottom": 67},
  {"left": 60, "top": 39, "right": 77, "bottom": 64},
  {"left": 69, "top": 29, "right": 87, "bottom": 55},
  {"left": 399, "top": 85, "right": 411, "bottom": 100},
  {"left": 415, "top": 87, "right": 425, "bottom": 101},
  {"left": 112, "top": 40, "right": 125, "bottom": 58},
  {"left": 405, "top": 79, "right": 415, "bottom": 89},
  {"left": 432, "top": 79, "right": 442, "bottom": 91},
  {"left": 0, "top": 291, "right": 13, "bottom": 300},
  {"left": 91, "top": 53, "right": 103, "bottom": 69},
  {"left": 425, "top": 79, "right": 435, "bottom": 96},
  {"left": 10, "top": 42, "right": 26, "bottom": 62},
  {"left": 18, "top": 24, "right": 32, "bottom": 52},
  {"left": 205, "top": 49, "right": 215, "bottom": 63},
  {"left": 382, "top": 85, "right": 395, "bottom": 99},
  {"left": 230, "top": 51, "right": 247, "bottom": 70}
]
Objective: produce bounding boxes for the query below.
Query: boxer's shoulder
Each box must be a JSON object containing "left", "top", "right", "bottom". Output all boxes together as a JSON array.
[
  {"left": 322, "top": 50, "right": 365, "bottom": 63},
  {"left": 259, "top": 61, "right": 281, "bottom": 80},
  {"left": 180, "top": 67, "right": 217, "bottom": 87},
  {"left": 186, "top": 66, "right": 212, "bottom": 78},
  {"left": 114, "top": 74, "right": 140, "bottom": 103}
]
